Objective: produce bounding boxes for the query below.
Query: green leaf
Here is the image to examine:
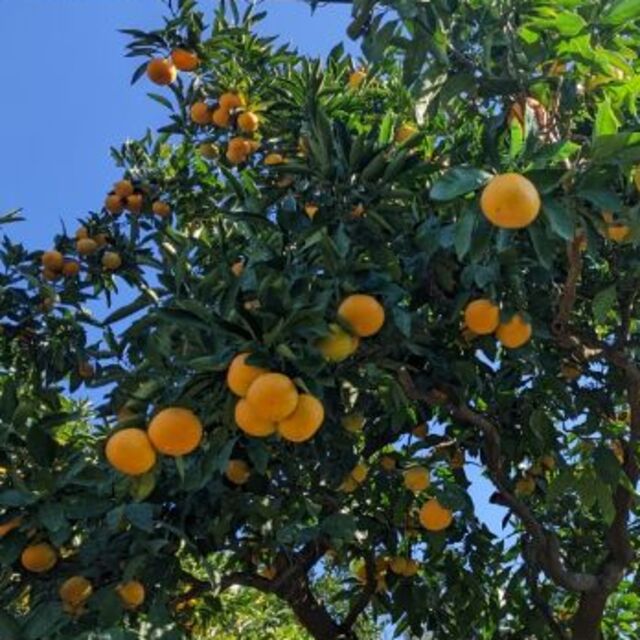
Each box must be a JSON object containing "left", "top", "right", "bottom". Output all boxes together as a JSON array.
[
  {"left": 593, "top": 446, "right": 622, "bottom": 486},
  {"left": 542, "top": 199, "right": 576, "bottom": 240},
  {"left": 528, "top": 224, "right": 554, "bottom": 270},
  {"left": 594, "top": 481, "right": 616, "bottom": 524},
  {"left": 593, "top": 285, "right": 617, "bottom": 323},
  {"left": 602, "top": 0, "right": 640, "bottom": 25},
  {"left": 125, "top": 503, "right": 154, "bottom": 532},
  {"left": 0, "top": 489, "right": 37, "bottom": 507},
  {"left": 321, "top": 513, "right": 357, "bottom": 541},
  {"left": 103, "top": 294, "right": 152, "bottom": 325},
  {"left": 0, "top": 611, "right": 20, "bottom": 640},
  {"left": 594, "top": 98, "right": 620, "bottom": 138},
  {"left": 38, "top": 502, "right": 66, "bottom": 532},
  {"left": 592, "top": 132, "right": 640, "bottom": 163},
  {"left": 454, "top": 208, "right": 476, "bottom": 260},
  {"left": 430, "top": 167, "right": 491, "bottom": 201}
]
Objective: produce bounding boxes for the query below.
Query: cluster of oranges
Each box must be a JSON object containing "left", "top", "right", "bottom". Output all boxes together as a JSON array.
[
  {"left": 227, "top": 354, "right": 325, "bottom": 443},
  {"left": 317, "top": 293, "right": 385, "bottom": 362},
  {"left": 104, "top": 179, "right": 171, "bottom": 219},
  {"left": 464, "top": 299, "right": 532, "bottom": 350},
  {"left": 354, "top": 554, "right": 419, "bottom": 590},
  {"left": 105, "top": 407, "right": 203, "bottom": 476},
  {"left": 146, "top": 48, "right": 200, "bottom": 86}
]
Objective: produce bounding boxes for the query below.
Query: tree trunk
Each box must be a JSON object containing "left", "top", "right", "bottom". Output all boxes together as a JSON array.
[
  {"left": 282, "top": 579, "right": 352, "bottom": 640},
  {"left": 570, "top": 591, "right": 608, "bottom": 640}
]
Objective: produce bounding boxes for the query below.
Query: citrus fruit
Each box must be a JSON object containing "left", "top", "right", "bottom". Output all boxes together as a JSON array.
[
  {"left": 403, "top": 466, "right": 430, "bottom": 493},
  {"left": 341, "top": 413, "right": 365, "bottom": 433},
  {"left": 226, "top": 459, "right": 250, "bottom": 485},
  {"left": 419, "top": 498, "right": 453, "bottom": 532},
  {"left": 350, "top": 462, "right": 368, "bottom": 484},
  {"left": 116, "top": 580, "right": 145, "bottom": 609},
  {"left": 317, "top": 324, "right": 359, "bottom": 362},
  {"left": 76, "top": 238, "right": 98, "bottom": 256},
  {"left": 105, "top": 194, "right": 124, "bottom": 215},
  {"left": 0, "top": 516, "right": 21, "bottom": 538},
  {"left": 480, "top": 173, "right": 541, "bottom": 229},
  {"left": 277, "top": 394, "right": 325, "bottom": 443},
  {"left": 102, "top": 252, "right": 122, "bottom": 271},
  {"left": 59, "top": 576, "right": 93, "bottom": 606},
  {"left": 348, "top": 69, "right": 367, "bottom": 89},
  {"left": 114, "top": 180, "right": 134, "bottom": 198},
  {"left": 171, "top": 48, "right": 200, "bottom": 71},
  {"left": 190, "top": 102, "right": 211, "bottom": 125},
  {"left": 21, "top": 543, "right": 57, "bottom": 573},
  {"left": 227, "top": 352, "right": 269, "bottom": 397},
  {"left": 105, "top": 428, "right": 157, "bottom": 475},
  {"left": 235, "top": 399, "right": 277, "bottom": 437},
  {"left": 264, "top": 153, "right": 284, "bottom": 166},
  {"left": 41, "top": 250, "right": 64, "bottom": 271},
  {"left": 395, "top": 123, "right": 417, "bottom": 143},
  {"left": 337, "top": 294, "right": 385, "bottom": 337},
  {"left": 246, "top": 373, "right": 299, "bottom": 422},
  {"left": 464, "top": 299, "right": 500, "bottom": 335},
  {"left": 147, "top": 407, "right": 203, "bottom": 456},
  {"left": 212, "top": 107, "right": 231, "bottom": 128},
  {"left": 146, "top": 58, "right": 177, "bottom": 85},
  {"left": 152, "top": 201, "right": 171, "bottom": 217},
  {"left": 62, "top": 260, "right": 80, "bottom": 277},
  {"left": 496, "top": 313, "right": 532, "bottom": 349},
  {"left": 237, "top": 111, "right": 259, "bottom": 133},
  {"left": 125, "top": 194, "right": 143, "bottom": 214},
  {"left": 219, "top": 92, "right": 244, "bottom": 111}
]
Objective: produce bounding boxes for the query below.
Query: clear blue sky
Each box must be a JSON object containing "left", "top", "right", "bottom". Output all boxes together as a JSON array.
[{"left": 0, "top": 0, "right": 505, "bottom": 539}]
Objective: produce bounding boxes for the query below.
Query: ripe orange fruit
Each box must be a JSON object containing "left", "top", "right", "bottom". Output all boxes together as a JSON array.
[
  {"left": 105, "top": 194, "right": 124, "bottom": 215},
  {"left": 219, "top": 92, "right": 244, "bottom": 111},
  {"left": 152, "top": 201, "right": 171, "bottom": 217},
  {"left": 341, "top": 413, "right": 365, "bottom": 433},
  {"left": 146, "top": 58, "right": 177, "bottom": 85},
  {"left": 348, "top": 69, "right": 367, "bottom": 89},
  {"left": 42, "top": 268, "right": 61, "bottom": 282},
  {"left": 481, "top": 173, "right": 541, "bottom": 229},
  {"left": 515, "top": 475, "right": 536, "bottom": 496},
  {"left": 94, "top": 233, "right": 109, "bottom": 248},
  {"left": 0, "top": 516, "right": 21, "bottom": 538},
  {"left": 351, "top": 203, "right": 366, "bottom": 218},
  {"left": 464, "top": 299, "right": 500, "bottom": 335},
  {"left": 171, "top": 48, "right": 200, "bottom": 72},
  {"left": 603, "top": 213, "right": 631, "bottom": 243},
  {"left": 198, "top": 142, "right": 219, "bottom": 159},
  {"left": 226, "top": 459, "right": 250, "bottom": 484},
  {"left": 246, "top": 373, "right": 299, "bottom": 422},
  {"left": 337, "top": 294, "right": 385, "bottom": 337},
  {"left": 350, "top": 462, "right": 369, "bottom": 484},
  {"left": 237, "top": 111, "right": 259, "bottom": 133},
  {"left": 264, "top": 153, "right": 284, "bottom": 166},
  {"left": 496, "top": 313, "right": 532, "bottom": 349},
  {"left": 401, "top": 559, "right": 419, "bottom": 577},
  {"left": 419, "top": 498, "right": 453, "bottom": 532},
  {"left": 148, "top": 407, "right": 203, "bottom": 456},
  {"left": 277, "top": 394, "right": 325, "bottom": 443},
  {"left": 62, "top": 260, "right": 80, "bottom": 277},
  {"left": 235, "top": 399, "right": 276, "bottom": 437},
  {"left": 75, "top": 226, "right": 89, "bottom": 240},
  {"left": 21, "top": 543, "right": 57, "bottom": 573},
  {"left": 116, "top": 580, "right": 145, "bottom": 609},
  {"left": 211, "top": 107, "right": 231, "bottom": 128},
  {"left": 102, "top": 252, "right": 122, "bottom": 271},
  {"left": 389, "top": 556, "right": 409, "bottom": 575},
  {"left": 338, "top": 475, "right": 359, "bottom": 493},
  {"left": 403, "top": 466, "right": 430, "bottom": 493},
  {"left": 227, "top": 137, "right": 252, "bottom": 164},
  {"left": 125, "top": 194, "right": 143, "bottom": 214},
  {"left": 304, "top": 203, "right": 319, "bottom": 219},
  {"left": 105, "top": 428, "right": 157, "bottom": 475},
  {"left": 114, "top": 180, "right": 134, "bottom": 198},
  {"left": 76, "top": 238, "right": 98, "bottom": 256},
  {"left": 395, "top": 123, "right": 417, "bottom": 143},
  {"left": 317, "top": 324, "right": 359, "bottom": 362},
  {"left": 42, "top": 250, "right": 64, "bottom": 271},
  {"left": 59, "top": 576, "right": 93, "bottom": 606},
  {"left": 227, "top": 352, "right": 269, "bottom": 397},
  {"left": 190, "top": 102, "right": 211, "bottom": 125},
  {"left": 379, "top": 455, "right": 396, "bottom": 471}
]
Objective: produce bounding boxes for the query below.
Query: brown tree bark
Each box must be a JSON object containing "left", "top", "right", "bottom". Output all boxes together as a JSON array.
[{"left": 570, "top": 591, "right": 608, "bottom": 640}]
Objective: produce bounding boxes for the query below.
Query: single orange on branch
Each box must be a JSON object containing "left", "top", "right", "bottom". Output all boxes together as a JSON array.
[
  {"left": 21, "top": 542, "right": 58, "bottom": 573},
  {"left": 496, "top": 313, "right": 532, "bottom": 349},
  {"left": 171, "top": 48, "right": 200, "bottom": 71},
  {"left": 480, "top": 173, "right": 541, "bottom": 229},
  {"left": 277, "top": 394, "right": 325, "bottom": 443},
  {"left": 235, "top": 399, "right": 277, "bottom": 438},
  {"left": 337, "top": 294, "right": 385, "bottom": 337},
  {"left": 146, "top": 58, "right": 177, "bottom": 85},
  {"left": 227, "top": 352, "right": 269, "bottom": 397},
  {"left": 419, "top": 498, "right": 453, "bottom": 532},
  {"left": 464, "top": 299, "right": 500, "bottom": 335},
  {"left": 147, "top": 407, "right": 203, "bottom": 456},
  {"left": 246, "top": 373, "right": 299, "bottom": 422},
  {"left": 105, "top": 428, "right": 157, "bottom": 475}
]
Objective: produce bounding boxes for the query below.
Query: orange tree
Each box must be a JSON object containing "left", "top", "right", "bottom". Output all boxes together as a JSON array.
[{"left": 3, "top": 0, "right": 640, "bottom": 638}]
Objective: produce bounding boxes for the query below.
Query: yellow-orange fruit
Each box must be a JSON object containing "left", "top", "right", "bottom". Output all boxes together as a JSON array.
[
  {"left": 380, "top": 455, "right": 396, "bottom": 471},
  {"left": 389, "top": 556, "right": 409, "bottom": 575},
  {"left": 317, "top": 324, "right": 359, "bottom": 362},
  {"left": 219, "top": 92, "right": 244, "bottom": 111},
  {"left": 337, "top": 294, "right": 385, "bottom": 337},
  {"left": 190, "top": 102, "right": 211, "bottom": 125},
  {"left": 339, "top": 475, "right": 359, "bottom": 493},
  {"left": 148, "top": 407, "right": 203, "bottom": 456},
  {"left": 305, "top": 203, "right": 319, "bottom": 219},
  {"left": 59, "top": 576, "right": 93, "bottom": 606},
  {"left": 341, "top": 413, "right": 365, "bottom": 433},
  {"left": 237, "top": 111, "right": 260, "bottom": 133},
  {"left": 76, "top": 238, "right": 98, "bottom": 256},
  {"left": 152, "top": 201, "right": 171, "bottom": 217},
  {"left": 480, "top": 173, "right": 541, "bottom": 229},
  {"left": 125, "top": 194, "right": 143, "bottom": 214},
  {"left": 0, "top": 516, "right": 21, "bottom": 538},
  {"left": 105, "top": 194, "right": 124, "bottom": 215},
  {"left": 171, "top": 48, "right": 200, "bottom": 72},
  {"left": 464, "top": 299, "right": 500, "bottom": 335},
  {"left": 102, "top": 252, "right": 122, "bottom": 271},
  {"left": 246, "top": 373, "right": 299, "bottom": 422},
  {"left": 401, "top": 559, "right": 419, "bottom": 577},
  {"left": 41, "top": 250, "right": 64, "bottom": 272},
  {"left": 226, "top": 352, "right": 269, "bottom": 397},
  {"left": 348, "top": 69, "right": 367, "bottom": 89},
  {"left": 419, "top": 498, "right": 453, "bottom": 532},
  {"left": 395, "top": 123, "right": 417, "bottom": 143},
  {"left": 351, "top": 204, "right": 366, "bottom": 218},
  {"left": 94, "top": 233, "right": 109, "bottom": 248},
  {"left": 212, "top": 107, "right": 231, "bottom": 128},
  {"left": 116, "top": 580, "right": 145, "bottom": 609},
  {"left": 21, "top": 543, "right": 57, "bottom": 573},
  {"left": 277, "top": 394, "right": 325, "bottom": 443},
  {"left": 350, "top": 462, "right": 368, "bottom": 484},
  {"left": 403, "top": 466, "right": 430, "bottom": 493},
  {"left": 146, "top": 58, "right": 177, "bottom": 85},
  {"left": 114, "top": 180, "right": 134, "bottom": 198},
  {"left": 264, "top": 153, "right": 284, "bottom": 166},
  {"left": 75, "top": 226, "right": 89, "bottom": 240},
  {"left": 235, "top": 399, "right": 277, "bottom": 437},
  {"left": 607, "top": 221, "right": 631, "bottom": 243},
  {"left": 225, "top": 459, "right": 250, "bottom": 485},
  {"left": 62, "top": 260, "right": 80, "bottom": 277},
  {"left": 227, "top": 137, "right": 252, "bottom": 164},
  {"left": 105, "top": 428, "right": 157, "bottom": 475},
  {"left": 515, "top": 475, "right": 536, "bottom": 496},
  {"left": 43, "top": 267, "right": 62, "bottom": 282},
  {"left": 496, "top": 313, "right": 532, "bottom": 349},
  {"left": 198, "top": 142, "right": 219, "bottom": 159}
]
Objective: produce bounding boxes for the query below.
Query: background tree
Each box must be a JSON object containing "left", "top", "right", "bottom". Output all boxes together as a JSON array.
[{"left": 2, "top": 1, "right": 640, "bottom": 639}]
